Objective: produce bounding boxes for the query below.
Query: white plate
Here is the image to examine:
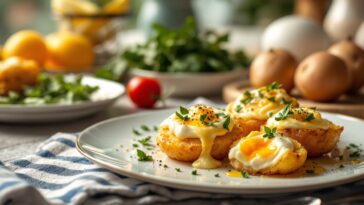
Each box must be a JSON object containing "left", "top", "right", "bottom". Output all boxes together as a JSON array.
[
  {"left": 77, "top": 109, "right": 364, "bottom": 195},
  {"left": 0, "top": 76, "right": 125, "bottom": 123},
  {"left": 129, "top": 68, "right": 248, "bottom": 97}
]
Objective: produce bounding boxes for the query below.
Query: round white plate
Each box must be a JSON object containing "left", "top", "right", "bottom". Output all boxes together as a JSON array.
[
  {"left": 77, "top": 109, "right": 364, "bottom": 195},
  {"left": 0, "top": 76, "right": 125, "bottom": 123}
]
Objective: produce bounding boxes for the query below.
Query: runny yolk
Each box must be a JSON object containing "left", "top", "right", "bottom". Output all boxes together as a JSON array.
[{"left": 240, "top": 137, "right": 277, "bottom": 160}]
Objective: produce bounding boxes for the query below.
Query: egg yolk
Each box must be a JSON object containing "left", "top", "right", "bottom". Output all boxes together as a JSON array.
[{"left": 240, "top": 137, "right": 277, "bottom": 160}]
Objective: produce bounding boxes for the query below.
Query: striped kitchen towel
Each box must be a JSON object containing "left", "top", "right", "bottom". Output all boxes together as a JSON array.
[{"left": 0, "top": 133, "right": 235, "bottom": 205}]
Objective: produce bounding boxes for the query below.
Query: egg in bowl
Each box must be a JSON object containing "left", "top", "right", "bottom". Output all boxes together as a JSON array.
[
  {"left": 266, "top": 106, "right": 344, "bottom": 157},
  {"left": 156, "top": 104, "right": 240, "bottom": 169},
  {"left": 229, "top": 130, "right": 307, "bottom": 175},
  {"left": 226, "top": 82, "right": 299, "bottom": 136}
]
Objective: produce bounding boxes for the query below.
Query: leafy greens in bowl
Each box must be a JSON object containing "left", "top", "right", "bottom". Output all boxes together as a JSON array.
[{"left": 96, "top": 18, "right": 250, "bottom": 81}]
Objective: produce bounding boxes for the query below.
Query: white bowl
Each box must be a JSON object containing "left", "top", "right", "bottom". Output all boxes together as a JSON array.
[{"left": 128, "top": 68, "right": 248, "bottom": 97}]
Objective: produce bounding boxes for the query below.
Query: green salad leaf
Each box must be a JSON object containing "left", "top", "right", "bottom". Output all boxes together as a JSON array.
[
  {"left": 96, "top": 17, "right": 250, "bottom": 80},
  {"left": 0, "top": 74, "right": 99, "bottom": 105}
]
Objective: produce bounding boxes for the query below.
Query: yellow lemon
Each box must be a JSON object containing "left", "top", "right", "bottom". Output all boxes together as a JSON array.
[
  {"left": 45, "top": 32, "right": 94, "bottom": 72},
  {"left": 0, "top": 57, "right": 40, "bottom": 94},
  {"left": 3, "top": 30, "right": 47, "bottom": 66}
]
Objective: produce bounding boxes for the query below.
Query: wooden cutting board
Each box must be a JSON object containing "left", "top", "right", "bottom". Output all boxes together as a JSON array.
[{"left": 223, "top": 80, "right": 364, "bottom": 119}]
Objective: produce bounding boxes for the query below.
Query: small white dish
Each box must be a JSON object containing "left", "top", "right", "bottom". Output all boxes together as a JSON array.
[
  {"left": 77, "top": 109, "right": 364, "bottom": 195},
  {"left": 128, "top": 68, "right": 248, "bottom": 97},
  {"left": 0, "top": 75, "right": 125, "bottom": 123}
]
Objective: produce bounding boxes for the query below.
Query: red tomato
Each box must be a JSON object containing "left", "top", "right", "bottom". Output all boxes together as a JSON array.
[{"left": 127, "top": 77, "right": 161, "bottom": 108}]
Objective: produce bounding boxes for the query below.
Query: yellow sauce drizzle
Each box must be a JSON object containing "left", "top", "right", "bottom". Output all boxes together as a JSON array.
[
  {"left": 192, "top": 134, "right": 222, "bottom": 169},
  {"left": 226, "top": 171, "right": 245, "bottom": 177}
]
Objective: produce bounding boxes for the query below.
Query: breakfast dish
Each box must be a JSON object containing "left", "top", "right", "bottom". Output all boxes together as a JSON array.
[
  {"left": 77, "top": 108, "right": 364, "bottom": 194},
  {"left": 266, "top": 106, "right": 344, "bottom": 157},
  {"left": 229, "top": 131, "right": 307, "bottom": 175},
  {"left": 226, "top": 82, "right": 298, "bottom": 136},
  {"left": 156, "top": 105, "right": 238, "bottom": 169}
]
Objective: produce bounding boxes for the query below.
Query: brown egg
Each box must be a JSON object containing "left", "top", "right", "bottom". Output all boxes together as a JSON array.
[
  {"left": 328, "top": 37, "right": 364, "bottom": 93},
  {"left": 295, "top": 52, "right": 350, "bottom": 102},
  {"left": 250, "top": 49, "right": 297, "bottom": 92}
]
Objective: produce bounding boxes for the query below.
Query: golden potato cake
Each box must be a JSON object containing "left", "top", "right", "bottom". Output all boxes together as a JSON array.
[
  {"left": 156, "top": 125, "right": 242, "bottom": 162},
  {"left": 267, "top": 106, "right": 344, "bottom": 157},
  {"left": 276, "top": 125, "right": 343, "bottom": 157}
]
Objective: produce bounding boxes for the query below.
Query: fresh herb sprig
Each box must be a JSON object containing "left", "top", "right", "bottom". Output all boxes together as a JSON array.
[
  {"left": 136, "top": 149, "right": 153, "bottom": 161},
  {"left": 304, "top": 113, "right": 315, "bottom": 121},
  {"left": 275, "top": 105, "right": 293, "bottom": 121},
  {"left": 263, "top": 126, "right": 277, "bottom": 139},
  {"left": 176, "top": 106, "right": 190, "bottom": 121},
  {"left": 346, "top": 143, "right": 363, "bottom": 158}
]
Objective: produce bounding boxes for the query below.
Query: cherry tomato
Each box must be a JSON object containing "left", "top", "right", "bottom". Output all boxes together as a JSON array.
[{"left": 127, "top": 77, "right": 161, "bottom": 108}]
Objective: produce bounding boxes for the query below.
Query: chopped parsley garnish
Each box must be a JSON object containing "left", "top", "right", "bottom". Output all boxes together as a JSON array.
[
  {"left": 132, "top": 144, "right": 139, "bottom": 148},
  {"left": 200, "top": 114, "right": 219, "bottom": 127},
  {"left": 281, "top": 97, "right": 292, "bottom": 105},
  {"left": 163, "top": 165, "right": 168, "bottom": 168},
  {"left": 214, "top": 173, "right": 220, "bottom": 178},
  {"left": 223, "top": 116, "right": 231, "bottom": 131},
  {"left": 216, "top": 112, "right": 227, "bottom": 118},
  {"left": 304, "top": 113, "right": 315, "bottom": 121},
  {"left": 339, "top": 164, "right": 345, "bottom": 168},
  {"left": 192, "top": 170, "right": 199, "bottom": 176},
  {"left": 138, "top": 136, "right": 152, "bottom": 146},
  {"left": 176, "top": 106, "right": 190, "bottom": 121},
  {"left": 266, "top": 82, "right": 281, "bottom": 91},
  {"left": 132, "top": 129, "right": 142, "bottom": 136},
  {"left": 141, "top": 125, "right": 150, "bottom": 132},
  {"left": 153, "top": 126, "right": 159, "bottom": 131},
  {"left": 267, "top": 97, "right": 276, "bottom": 102},
  {"left": 175, "top": 168, "right": 182, "bottom": 172},
  {"left": 235, "top": 104, "right": 242, "bottom": 113},
  {"left": 241, "top": 171, "right": 250, "bottom": 178},
  {"left": 346, "top": 143, "right": 363, "bottom": 158},
  {"left": 136, "top": 149, "right": 153, "bottom": 161},
  {"left": 240, "top": 91, "right": 253, "bottom": 105},
  {"left": 180, "top": 106, "right": 189, "bottom": 115},
  {"left": 305, "top": 169, "right": 315, "bottom": 174},
  {"left": 268, "top": 112, "right": 274, "bottom": 117},
  {"left": 258, "top": 90, "right": 264, "bottom": 98},
  {"left": 275, "top": 105, "right": 292, "bottom": 121},
  {"left": 263, "top": 126, "right": 276, "bottom": 139}
]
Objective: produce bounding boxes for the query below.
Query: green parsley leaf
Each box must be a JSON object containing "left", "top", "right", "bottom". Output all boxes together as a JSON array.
[
  {"left": 141, "top": 125, "right": 150, "bottom": 132},
  {"left": 200, "top": 114, "right": 207, "bottom": 122},
  {"left": 214, "top": 173, "right": 220, "bottom": 178},
  {"left": 136, "top": 149, "right": 153, "bottom": 161},
  {"left": 266, "top": 82, "right": 281, "bottom": 91},
  {"left": 153, "top": 126, "right": 159, "bottom": 131},
  {"left": 240, "top": 91, "right": 253, "bottom": 105},
  {"left": 241, "top": 171, "right": 250, "bottom": 178},
  {"left": 192, "top": 170, "right": 199, "bottom": 176},
  {"left": 223, "top": 116, "right": 231, "bottom": 131},
  {"left": 138, "top": 136, "right": 152, "bottom": 146},
  {"left": 176, "top": 112, "right": 189, "bottom": 121},
  {"left": 275, "top": 105, "right": 292, "bottom": 121},
  {"left": 132, "top": 144, "right": 139, "bottom": 148},
  {"left": 235, "top": 104, "right": 242, "bottom": 113},
  {"left": 281, "top": 97, "right": 292, "bottom": 105},
  {"left": 304, "top": 113, "right": 315, "bottom": 121},
  {"left": 346, "top": 143, "right": 363, "bottom": 158},
  {"left": 180, "top": 106, "right": 189, "bottom": 115},
  {"left": 267, "top": 97, "right": 276, "bottom": 102},
  {"left": 263, "top": 126, "right": 276, "bottom": 139},
  {"left": 175, "top": 168, "right": 182, "bottom": 172},
  {"left": 132, "top": 129, "right": 141, "bottom": 136}
]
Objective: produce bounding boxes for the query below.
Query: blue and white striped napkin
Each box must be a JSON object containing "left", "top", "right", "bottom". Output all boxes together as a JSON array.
[{"left": 0, "top": 133, "right": 236, "bottom": 205}]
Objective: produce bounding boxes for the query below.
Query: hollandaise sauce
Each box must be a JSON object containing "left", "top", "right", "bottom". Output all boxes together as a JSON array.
[{"left": 161, "top": 105, "right": 233, "bottom": 169}]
